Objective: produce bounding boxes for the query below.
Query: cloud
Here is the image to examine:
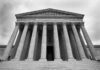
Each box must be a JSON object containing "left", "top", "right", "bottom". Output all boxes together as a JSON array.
[
  {"left": 0, "top": 2, "right": 14, "bottom": 44},
  {"left": 0, "top": 0, "right": 100, "bottom": 45},
  {"left": 83, "top": 0, "right": 100, "bottom": 44},
  {"left": 51, "top": 0, "right": 89, "bottom": 8}
]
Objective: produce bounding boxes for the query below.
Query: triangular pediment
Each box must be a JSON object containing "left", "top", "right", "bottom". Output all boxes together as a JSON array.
[{"left": 16, "top": 8, "right": 84, "bottom": 19}]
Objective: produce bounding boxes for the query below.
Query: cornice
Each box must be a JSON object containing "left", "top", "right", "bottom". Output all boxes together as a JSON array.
[{"left": 16, "top": 8, "right": 84, "bottom": 19}]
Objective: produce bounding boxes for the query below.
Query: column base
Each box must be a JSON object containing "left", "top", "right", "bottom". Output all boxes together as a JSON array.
[
  {"left": 39, "top": 58, "right": 47, "bottom": 62},
  {"left": 95, "top": 56, "right": 100, "bottom": 61},
  {"left": 80, "top": 58, "right": 94, "bottom": 64},
  {"left": 54, "top": 58, "right": 62, "bottom": 62},
  {"left": 0, "top": 56, "right": 5, "bottom": 61},
  {"left": 25, "top": 58, "right": 33, "bottom": 61},
  {"left": 0, "top": 57, "right": 6, "bottom": 61},
  {"left": 68, "top": 58, "right": 76, "bottom": 62},
  {"left": 81, "top": 58, "right": 91, "bottom": 61},
  {"left": 11, "top": 58, "right": 20, "bottom": 61}
]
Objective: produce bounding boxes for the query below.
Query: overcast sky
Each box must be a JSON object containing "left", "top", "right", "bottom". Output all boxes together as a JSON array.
[{"left": 0, "top": 0, "right": 100, "bottom": 45}]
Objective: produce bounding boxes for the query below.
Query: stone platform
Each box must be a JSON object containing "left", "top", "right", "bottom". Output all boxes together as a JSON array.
[{"left": 0, "top": 60, "right": 100, "bottom": 70}]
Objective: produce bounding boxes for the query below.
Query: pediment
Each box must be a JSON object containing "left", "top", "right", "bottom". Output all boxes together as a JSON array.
[{"left": 16, "top": 8, "right": 84, "bottom": 19}]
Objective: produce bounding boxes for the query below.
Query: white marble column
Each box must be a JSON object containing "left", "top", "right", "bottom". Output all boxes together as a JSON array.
[
  {"left": 71, "top": 24, "right": 86, "bottom": 59},
  {"left": 10, "top": 30, "right": 22, "bottom": 59},
  {"left": 39, "top": 24, "right": 47, "bottom": 61},
  {"left": 78, "top": 29, "right": 90, "bottom": 59},
  {"left": 26, "top": 24, "right": 38, "bottom": 61},
  {"left": 80, "top": 24, "right": 98, "bottom": 60},
  {"left": 62, "top": 23, "right": 74, "bottom": 60},
  {"left": 69, "top": 29, "right": 80, "bottom": 59},
  {"left": 1, "top": 24, "right": 19, "bottom": 60},
  {"left": 21, "top": 30, "right": 31, "bottom": 60},
  {"left": 53, "top": 23, "right": 62, "bottom": 61},
  {"left": 13, "top": 24, "right": 28, "bottom": 60}
]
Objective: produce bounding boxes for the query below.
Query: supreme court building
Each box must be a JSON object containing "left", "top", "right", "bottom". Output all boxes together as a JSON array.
[{"left": 0, "top": 8, "right": 100, "bottom": 70}]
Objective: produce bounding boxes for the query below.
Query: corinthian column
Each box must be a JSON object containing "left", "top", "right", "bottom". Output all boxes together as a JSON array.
[
  {"left": 77, "top": 28, "right": 90, "bottom": 59},
  {"left": 71, "top": 24, "right": 86, "bottom": 60},
  {"left": 39, "top": 24, "right": 47, "bottom": 61},
  {"left": 62, "top": 23, "right": 74, "bottom": 60},
  {"left": 80, "top": 24, "right": 99, "bottom": 60},
  {"left": 10, "top": 30, "right": 22, "bottom": 59},
  {"left": 53, "top": 23, "right": 62, "bottom": 61},
  {"left": 1, "top": 24, "right": 19, "bottom": 60},
  {"left": 13, "top": 24, "right": 28, "bottom": 60},
  {"left": 26, "top": 24, "right": 38, "bottom": 61}
]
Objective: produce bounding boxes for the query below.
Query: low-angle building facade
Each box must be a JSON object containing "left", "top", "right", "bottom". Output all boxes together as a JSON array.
[{"left": 0, "top": 8, "right": 100, "bottom": 70}]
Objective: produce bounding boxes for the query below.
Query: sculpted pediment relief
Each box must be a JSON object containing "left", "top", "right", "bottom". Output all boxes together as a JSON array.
[{"left": 16, "top": 8, "right": 84, "bottom": 19}]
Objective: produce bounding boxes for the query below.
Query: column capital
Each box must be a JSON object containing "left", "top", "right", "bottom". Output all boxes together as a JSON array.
[
  {"left": 16, "top": 22, "right": 20, "bottom": 26},
  {"left": 71, "top": 23, "right": 75, "bottom": 26},
  {"left": 16, "top": 22, "right": 30, "bottom": 26},
  {"left": 62, "top": 22, "right": 70, "bottom": 25},
  {"left": 80, "top": 23, "right": 84, "bottom": 26},
  {"left": 62, "top": 22, "right": 67, "bottom": 24},
  {"left": 70, "top": 22, "right": 84, "bottom": 26},
  {"left": 24, "top": 23, "right": 29, "bottom": 25},
  {"left": 43, "top": 23, "right": 47, "bottom": 25}
]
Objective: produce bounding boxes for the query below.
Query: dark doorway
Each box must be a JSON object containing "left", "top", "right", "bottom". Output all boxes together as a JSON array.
[{"left": 46, "top": 46, "right": 54, "bottom": 61}]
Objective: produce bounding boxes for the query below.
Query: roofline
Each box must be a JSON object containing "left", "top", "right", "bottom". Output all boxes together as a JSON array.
[{"left": 15, "top": 8, "right": 84, "bottom": 19}]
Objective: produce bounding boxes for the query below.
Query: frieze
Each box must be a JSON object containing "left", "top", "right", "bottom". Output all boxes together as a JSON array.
[{"left": 16, "top": 8, "right": 84, "bottom": 19}]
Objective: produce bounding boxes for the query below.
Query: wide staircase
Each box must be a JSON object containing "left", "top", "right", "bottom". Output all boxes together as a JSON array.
[{"left": 0, "top": 60, "right": 100, "bottom": 70}]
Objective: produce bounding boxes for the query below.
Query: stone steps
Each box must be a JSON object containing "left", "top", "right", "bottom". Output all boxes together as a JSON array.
[{"left": 0, "top": 61, "right": 100, "bottom": 70}]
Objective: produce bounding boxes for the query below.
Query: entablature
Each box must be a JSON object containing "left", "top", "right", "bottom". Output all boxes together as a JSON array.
[
  {"left": 16, "top": 20, "right": 84, "bottom": 26},
  {"left": 17, "top": 18, "right": 83, "bottom": 23}
]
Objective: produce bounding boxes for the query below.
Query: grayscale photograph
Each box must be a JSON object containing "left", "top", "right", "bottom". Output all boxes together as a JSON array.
[{"left": 0, "top": 0, "right": 100, "bottom": 70}]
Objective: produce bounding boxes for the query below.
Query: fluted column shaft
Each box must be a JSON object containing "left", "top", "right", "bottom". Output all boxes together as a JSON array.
[
  {"left": 2, "top": 24, "right": 19, "bottom": 60},
  {"left": 27, "top": 24, "right": 38, "bottom": 61},
  {"left": 14, "top": 24, "right": 28, "bottom": 60},
  {"left": 78, "top": 29, "right": 90, "bottom": 59},
  {"left": 71, "top": 24, "right": 86, "bottom": 59},
  {"left": 21, "top": 30, "right": 31, "bottom": 60},
  {"left": 80, "top": 24, "right": 97, "bottom": 60},
  {"left": 40, "top": 24, "right": 47, "bottom": 61},
  {"left": 10, "top": 30, "right": 22, "bottom": 59},
  {"left": 69, "top": 29, "right": 80, "bottom": 59},
  {"left": 63, "top": 23, "right": 74, "bottom": 59},
  {"left": 53, "top": 24, "right": 61, "bottom": 60}
]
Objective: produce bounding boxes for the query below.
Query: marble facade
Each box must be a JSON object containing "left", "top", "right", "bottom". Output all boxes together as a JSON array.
[{"left": 0, "top": 8, "right": 100, "bottom": 70}]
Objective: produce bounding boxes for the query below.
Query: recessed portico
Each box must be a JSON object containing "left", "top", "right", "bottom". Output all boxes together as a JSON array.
[{"left": 1, "top": 21, "right": 98, "bottom": 61}]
